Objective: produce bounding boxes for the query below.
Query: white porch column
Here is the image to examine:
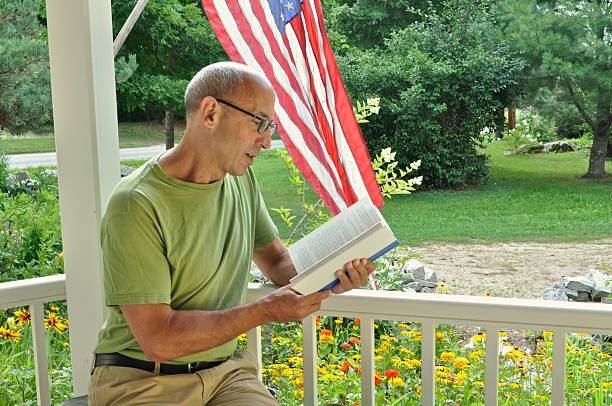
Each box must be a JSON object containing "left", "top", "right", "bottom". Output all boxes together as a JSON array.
[{"left": 46, "top": 0, "right": 120, "bottom": 396}]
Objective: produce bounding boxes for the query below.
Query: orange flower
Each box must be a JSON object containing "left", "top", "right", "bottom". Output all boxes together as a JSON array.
[
  {"left": 384, "top": 369, "right": 400, "bottom": 379},
  {"left": 319, "top": 329, "right": 333, "bottom": 344},
  {"left": 14, "top": 309, "right": 31, "bottom": 325},
  {"left": 374, "top": 372, "right": 384, "bottom": 385},
  {"left": 355, "top": 317, "right": 361, "bottom": 325},
  {"left": 340, "top": 360, "right": 352, "bottom": 374},
  {"left": 340, "top": 343, "right": 352, "bottom": 349},
  {"left": 349, "top": 337, "right": 361, "bottom": 345},
  {"left": 316, "top": 316, "right": 321, "bottom": 326}
]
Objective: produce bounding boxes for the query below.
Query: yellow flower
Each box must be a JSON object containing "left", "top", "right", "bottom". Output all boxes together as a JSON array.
[
  {"left": 468, "top": 350, "right": 484, "bottom": 361},
  {"left": 288, "top": 356, "right": 303, "bottom": 367},
  {"left": 416, "top": 386, "right": 421, "bottom": 396},
  {"left": 238, "top": 333, "right": 247, "bottom": 342},
  {"left": 597, "top": 353, "right": 612, "bottom": 360},
  {"left": 453, "top": 357, "right": 469, "bottom": 369},
  {"left": 14, "top": 309, "right": 31, "bottom": 325},
  {"left": 534, "top": 394, "right": 549, "bottom": 402},
  {"left": 436, "top": 332, "right": 445, "bottom": 341},
  {"left": 473, "top": 381, "right": 484, "bottom": 387},
  {"left": 388, "top": 376, "right": 405, "bottom": 388},
  {"left": 440, "top": 352, "right": 456, "bottom": 362},
  {"left": 509, "top": 382, "right": 520, "bottom": 389},
  {"left": 58, "top": 251, "right": 64, "bottom": 260},
  {"left": 435, "top": 285, "right": 449, "bottom": 294},
  {"left": 399, "top": 348, "right": 415, "bottom": 356},
  {"left": 456, "top": 371, "right": 468, "bottom": 383},
  {"left": 397, "top": 323, "right": 410, "bottom": 329},
  {"left": 374, "top": 355, "right": 383, "bottom": 362},
  {"left": 472, "top": 332, "right": 486, "bottom": 343},
  {"left": 44, "top": 313, "right": 67, "bottom": 333},
  {"left": 0, "top": 326, "right": 20, "bottom": 342},
  {"left": 50, "top": 305, "right": 60, "bottom": 312},
  {"left": 543, "top": 331, "right": 553, "bottom": 340}
]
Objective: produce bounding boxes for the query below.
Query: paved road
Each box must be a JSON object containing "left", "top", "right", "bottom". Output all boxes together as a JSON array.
[{"left": 7, "top": 139, "right": 284, "bottom": 168}]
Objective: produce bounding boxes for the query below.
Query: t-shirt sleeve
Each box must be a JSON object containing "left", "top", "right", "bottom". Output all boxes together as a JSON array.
[
  {"left": 253, "top": 180, "right": 279, "bottom": 248},
  {"left": 101, "top": 203, "right": 171, "bottom": 306}
]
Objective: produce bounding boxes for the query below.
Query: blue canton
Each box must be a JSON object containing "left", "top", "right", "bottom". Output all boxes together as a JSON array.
[{"left": 267, "top": 0, "right": 303, "bottom": 34}]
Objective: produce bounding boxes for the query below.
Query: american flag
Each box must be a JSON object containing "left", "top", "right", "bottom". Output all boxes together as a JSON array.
[{"left": 201, "top": 0, "right": 383, "bottom": 214}]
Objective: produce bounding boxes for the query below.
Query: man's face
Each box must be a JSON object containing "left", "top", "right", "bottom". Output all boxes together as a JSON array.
[{"left": 216, "top": 79, "right": 276, "bottom": 177}]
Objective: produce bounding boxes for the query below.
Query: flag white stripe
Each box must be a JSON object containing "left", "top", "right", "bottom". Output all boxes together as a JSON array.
[
  {"left": 306, "top": 0, "right": 369, "bottom": 200},
  {"left": 212, "top": 0, "right": 347, "bottom": 210},
  {"left": 236, "top": 0, "right": 345, "bottom": 196}
]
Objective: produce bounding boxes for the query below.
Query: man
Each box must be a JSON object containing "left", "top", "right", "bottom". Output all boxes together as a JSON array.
[{"left": 89, "top": 62, "right": 375, "bottom": 405}]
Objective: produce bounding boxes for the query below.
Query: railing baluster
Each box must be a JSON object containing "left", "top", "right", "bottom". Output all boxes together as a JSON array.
[
  {"left": 421, "top": 321, "right": 435, "bottom": 406},
  {"left": 302, "top": 315, "right": 317, "bottom": 406},
  {"left": 31, "top": 302, "right": 51, "bottom": 406},
  {"left": 551, "top": 330, "right": 566, "bottom": 406},
  {"left": 485, "top": 326, "right": 499, "bottom": 406},
  {"left": 360, "top": 317, "right": 375, "bottom": 406},
  {"left": 246, "top": 326, "right": 262, "bottom": 381}
]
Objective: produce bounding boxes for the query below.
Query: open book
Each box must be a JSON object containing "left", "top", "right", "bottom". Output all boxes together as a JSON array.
[{"left": 288, "top": 198, "right": 399, "bottom": 295}]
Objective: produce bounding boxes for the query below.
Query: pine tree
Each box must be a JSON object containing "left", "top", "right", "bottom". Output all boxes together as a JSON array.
[{"left": 0, "top": 0, "right": 52, "bottom": 134}]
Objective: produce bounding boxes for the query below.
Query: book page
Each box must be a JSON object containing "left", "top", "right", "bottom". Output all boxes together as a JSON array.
[{"left": 289, "top": 199, "right": 382, "bottom": 273}]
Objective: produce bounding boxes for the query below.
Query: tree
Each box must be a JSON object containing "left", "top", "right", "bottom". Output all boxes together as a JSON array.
[
  {"left": 500, "top": 0, "right": 612, "bottom": 177},
  {"left": 0, "top": 0, "right": 52, "bottom": 134},
  {"left": 339, "top": 0, "right": 524, "bottom": 188},
  {"left": 112, "top": 0, "right": 226, "bottom": 148}
]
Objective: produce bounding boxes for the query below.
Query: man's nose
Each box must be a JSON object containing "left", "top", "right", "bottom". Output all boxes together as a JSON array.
[{"left": 258, "top": 130, "right": 272, "bottom": 149}]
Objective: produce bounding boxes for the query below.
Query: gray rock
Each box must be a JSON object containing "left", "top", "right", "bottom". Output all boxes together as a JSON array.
[
  {"left": 565, "top": 276, "right": 595, "bottom": 293},
  {"left": 415, "top": 268, "right": 437, "bottom": 283},
  {"left": 602, "top": 297, "right": 612, "bottom": 304},
  {"left": 543, "top": 288, "right": 568, "bottom": 301},
  {"left": 401, "top": 259, "right": 425, "bottom": 276},
  {"left": 542, "top": 141, "right": 578, "bottom": 153},
  {"left": 586, "top": 270, "right": 612, "bottom": 301},
  {"left": 120, "top": 165, "right": 136, "bottom": 177},
  {"left": 15, "top": 171, "right": 30, "bottom": 181},
  {"left": 419, "top": 280, "right": 438, "bottom": 289},
  {"left": 575, "top": 291, "right": 591, "bottom": 302},
  {"left": 516, "top": 144, "right": 544, "bottom": 154},
  {"left": 405, "top": 281, "right": 422, "bottom": 292},
  {"left": 564, "top": 288, "right": 580, "bottom": 300},
  {"left": 421, "top": 287, "right": 435, "bottom": 293}
]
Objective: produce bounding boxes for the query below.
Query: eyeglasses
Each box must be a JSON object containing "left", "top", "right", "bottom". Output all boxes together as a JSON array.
[{"left": 217, "top": 99, "right": 278, "bottom": 135}]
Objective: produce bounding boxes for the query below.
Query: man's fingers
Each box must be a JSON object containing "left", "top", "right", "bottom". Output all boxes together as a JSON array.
[{"left": 303, "top": 289, "right": 331, "bottom": 304}]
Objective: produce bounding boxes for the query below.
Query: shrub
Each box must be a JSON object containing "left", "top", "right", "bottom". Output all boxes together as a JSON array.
[{"left": 339, "top": 0, "right": 523, "bottom": 188}]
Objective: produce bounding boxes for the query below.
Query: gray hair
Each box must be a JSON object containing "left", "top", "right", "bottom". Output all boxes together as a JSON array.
[{"left": 184, "top": 62, "right": 263, "bottom": 114}]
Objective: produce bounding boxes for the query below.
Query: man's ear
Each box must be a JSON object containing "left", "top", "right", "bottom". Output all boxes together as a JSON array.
[{"left": 199, "top": 96, "right": 221, "bottom": 129}]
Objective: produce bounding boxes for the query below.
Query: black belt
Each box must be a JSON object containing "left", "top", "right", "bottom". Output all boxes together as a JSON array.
[{"left": 94, "top": 353, "right": 225, "bottom": 375}]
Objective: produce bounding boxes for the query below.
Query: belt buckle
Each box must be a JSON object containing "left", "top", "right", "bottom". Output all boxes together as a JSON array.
[{"left": 187, "top": 362, "right": 197, "bottom": 373}]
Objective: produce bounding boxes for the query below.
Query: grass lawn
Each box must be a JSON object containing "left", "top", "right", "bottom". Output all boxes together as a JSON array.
[
  {"left": 0, "top": 121, "right": 185, "bottom": 155},
  {"left": 253, "top": 143, "right": 611, "bottom": 245}
]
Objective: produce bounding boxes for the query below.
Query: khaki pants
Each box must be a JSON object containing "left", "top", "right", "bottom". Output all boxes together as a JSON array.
[{"left": 88, "top": 351, "right": 278, "bottom": 406}]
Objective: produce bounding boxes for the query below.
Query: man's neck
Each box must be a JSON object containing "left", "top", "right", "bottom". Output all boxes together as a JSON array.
[{"left": 158, "top": 134, "right": 225, "bottom": 184}]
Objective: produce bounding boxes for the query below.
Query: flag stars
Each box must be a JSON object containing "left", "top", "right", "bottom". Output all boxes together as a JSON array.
[{"left": 285, "top": 1, "right": 294, "bottom": 12}]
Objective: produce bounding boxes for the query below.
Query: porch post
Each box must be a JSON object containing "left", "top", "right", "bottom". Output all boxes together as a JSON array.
[{"left": 46, "top": 0, "right": 120, "bottom": 396}]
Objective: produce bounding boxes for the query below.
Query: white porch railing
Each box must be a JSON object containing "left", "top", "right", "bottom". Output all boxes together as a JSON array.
[{"left": 2, "top": 276, "right": 611, "bottom": 406}]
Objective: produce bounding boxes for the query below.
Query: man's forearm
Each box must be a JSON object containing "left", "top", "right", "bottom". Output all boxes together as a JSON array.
[
  {"left": 264, "top": 249, "right": 297, "bottom": 286},
  {"left": 143, "top": 301, "right": 270, "bottom": 362}
]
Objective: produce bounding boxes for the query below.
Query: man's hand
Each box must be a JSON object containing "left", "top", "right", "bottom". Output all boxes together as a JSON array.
[
  {"left": 257, "top": 285, "right": 330, "bottom": 323},
  {"left": 332, "top": 258, "right": 376, "bottom": 294}
]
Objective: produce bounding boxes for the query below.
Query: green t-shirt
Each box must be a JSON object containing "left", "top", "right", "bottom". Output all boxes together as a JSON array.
[{"left": 94, "top": 156, "right": 278, "bottom": 363}]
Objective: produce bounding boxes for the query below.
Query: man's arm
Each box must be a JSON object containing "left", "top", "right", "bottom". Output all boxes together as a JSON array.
[
  {"left": 253, "top": 237, "right": 297, "bottom": 286},
  {"left": 253, "top": 237, "right": 377, "bottom": 294},
  {"left": 120, "top": 286, "right": 330, "bottom": 362}
]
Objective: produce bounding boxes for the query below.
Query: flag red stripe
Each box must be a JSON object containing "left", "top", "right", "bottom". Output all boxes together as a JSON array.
[
  {"left": 310, "top": 0, "right": 382, "bottom": 208},
  {"left": 224, "top": 1, "right": 346, "bottom": 201},
  {"left": 202, "top": 0, "right": 342, "bottom": 213}
]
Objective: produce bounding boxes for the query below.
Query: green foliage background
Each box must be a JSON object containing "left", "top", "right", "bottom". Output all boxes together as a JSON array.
[{"left": 0, "top": 0, "right": 51, "bottom": 134}]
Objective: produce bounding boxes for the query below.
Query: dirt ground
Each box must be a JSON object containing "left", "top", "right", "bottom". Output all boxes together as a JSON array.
[{"left": 412, "top": 239, "right": 612, "bottom": 299}]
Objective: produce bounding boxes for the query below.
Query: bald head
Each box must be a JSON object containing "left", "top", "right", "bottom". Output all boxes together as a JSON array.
[{"left": 184, "top": 62, "right": 273, "bottom": 116}]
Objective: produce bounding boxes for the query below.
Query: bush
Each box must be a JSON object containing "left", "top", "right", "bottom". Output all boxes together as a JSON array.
[
  {"left": 0, "top": 163, "right": 63, "bottom": 283},
  {"left": 339, "top": 0, "right": 523, "bottom": 188}
]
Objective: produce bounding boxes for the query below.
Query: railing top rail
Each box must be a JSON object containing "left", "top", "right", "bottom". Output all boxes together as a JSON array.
[
  {"left": 246, "top": 284, "right": 612, "bottom": 333},
  {"left": 1, "top": 277, "right": 610, "bottom": 333},
  {"left": 0, "top": 274, "right": 66, "bottom": 309}
]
